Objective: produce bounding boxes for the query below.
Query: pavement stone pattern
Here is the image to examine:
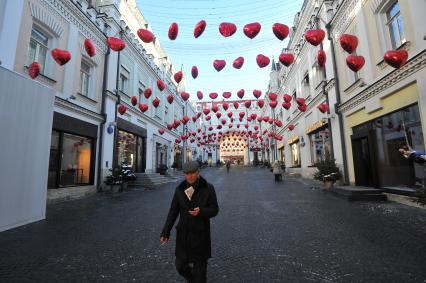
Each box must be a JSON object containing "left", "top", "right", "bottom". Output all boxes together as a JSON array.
[{"left": 1, "top": 166, "right": 425, "bottom": 282}]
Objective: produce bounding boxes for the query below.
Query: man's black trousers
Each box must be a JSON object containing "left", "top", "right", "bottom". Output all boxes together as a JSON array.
[{"left": 175, "top": 257, "right": 207, "bottom": 283}]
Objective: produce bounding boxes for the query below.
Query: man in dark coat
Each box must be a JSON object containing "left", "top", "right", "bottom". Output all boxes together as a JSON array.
[{"left": 160, "top": 161, "right": 219, "bottom": 283}]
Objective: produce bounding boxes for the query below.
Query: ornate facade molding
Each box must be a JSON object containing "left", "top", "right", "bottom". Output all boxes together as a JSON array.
[
  {"left": 37, "top": 0, "right": 108, "bottom": 53},
  {"left": 29, "top": 1, "right": 64, "bottom": 36},
  {"left": 55, "top": 98, "right": 104, "bottom": 122},
  {"left": 337, "top": 49, "right": 426, "bottom": 114},
  {"left": 330, "top": 0, "right": 368, "bottom": 40}
]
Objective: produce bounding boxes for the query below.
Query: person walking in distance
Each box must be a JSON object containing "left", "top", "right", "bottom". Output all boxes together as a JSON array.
[
  {"left": 226, "top": 160, "right": 231, "bottom": 173},
  {"left": 160, "top": 161, "right": 219, "bottom": 283},
  {"left": 272, "top": 160, "right": 283, "bottom": 182}
]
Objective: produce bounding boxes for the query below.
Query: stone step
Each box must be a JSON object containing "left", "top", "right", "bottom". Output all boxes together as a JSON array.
[{"left": 331, "top": 186, "right": 388, "bottom": 201}]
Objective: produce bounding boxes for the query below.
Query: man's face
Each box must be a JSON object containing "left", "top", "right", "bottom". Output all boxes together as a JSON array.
[{"left": 185, "top": 171, "right": 199, "bottom": 185}]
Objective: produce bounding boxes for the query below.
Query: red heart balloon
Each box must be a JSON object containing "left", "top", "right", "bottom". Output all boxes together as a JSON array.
[
  {"left": 384, "top": 49, "right": 408, "bottom": 69},
  {"left": 263, "top": 116, "right": 269, "bottom": 122},
  {"left": 339, "top": 34, "right": 358, "bottom": 54},
  {"left": 203, "top": 108, "right": 211, "bottom": 115},
  {"left": 304, "top": 29, "right": 325, "bottom": 46},
  {"left": 288, "top": 124, "right": 295, "bottom": 131},
  {"left": 194, "top": 20, "right": 206, "bottom": 38},
  {"left": 174, "top": 71, "right": 183, "bottom": 83},
  {"left": 139, "top": 103, "right": 148, "bottom": 112},
  {"left": 272, "top": 23, "right": 289, "bottom": 40},
  {"left": 250, "top": 113, "right": 257, "bottom": 120},
  {"left": 346, "top": 55, "right": 365, "bottom": 72},
  {"left": 166, "top": 94, "right": 174, "bottom": 104},
  {"left": 84, "top": 38, "right": 96, "bottom": 57},
  {"left": 197, "top": 112, "right": 202, "bottom": 118},
  {"left": 211, "top": 105, "right": 219, "bottom": 113},
  {"left": 168, "top": 22, "right": 178, "bottom": 40},
  {"left": 296, "top": 97, "right": 305, "bottom": 106},
  {"left": 28, "top": 62, "right": 40, "bottom": 79},
  {"left": 243, "top": 22, "right": 261, "bottom": 39},
  {"left": 233, "top": 101, "right": 239, "bottom": 109},
  {"left": 192, "top": 116, "right": 197, "bottom": 122},
  {"left": 219, "top": 22, "right": 237, "bottom": 37},
  {"left": 257, "top": 116, "right": 262, "bottom": 122},
  {"left": 317, "top": 49, "right": 326, "bottom": 67},
  {"left": 131, "top": 96, "right": 138, "bottom": 106},
  {"left": 279, "top": 53, "right": 294, "bottom": 67},
  {"left": 167, "top": 123, "right": 174, "bottom": 130},
  {"left": 158, "top": 128, "right": 165, "bottom": 135},
  {"left": 157, "top": 80, "right": 165, "bottom": 91},
  {"left": 197, "top": 90, "right": 203, "bottom": 100},
  {"left": 298, "top": 104, "right": 307, "bottom": 112},
  {"left": 282, "top": 102, "right": 291, "bottom": 110},
  {"left": 256, "top": 54, "right": 270, "bottom": 68},
  {"left": 216, "top": 112, "right": 222, "bottom": 118},
  {"left": 268, "top": 92, "right": 277, "bottom": 101},
  {"left": 107, "top": 37, "right": 125, "bottom": 51},
  {"left": 275, "top": 120, "right": 283, "bottom": 127},
  {"left": 51, "top": 49, "right": 71, "bottom": 66},
  {"left": 221, "top": 119, "right": 227, "bottom": 125},
  {"left": 227, "top": 112, "right": 233, "bottom": 118},
  {"left": 222, "top": 102, "right": 229, "bottom": 110},
  {"left": 175, "top": 138, "right": 181, "bottom": 143},
  {"left": 233, "top": 57, "right": 244, "bottom": 69},
  {"left": 180, "top": 92, "right": 190, "bottom": 101},
  {"left": 175, "top": 120, "right": 181, "bottom": 127},
  {"left": 318, "top": 103, "right": 329, "bottom": 113},
  {"left": 244, "top": 101, "right": 251, "bottom": 108},
  {"left": 269, "top": 101, "right": 278, "bottom": 108},
  {"left": 152, "top": 97, "right": 160, "bottom": 108},
  {"left": 209, "top": 92, "right": 218, "bottom": 99},
  {"left": 253, "top": 90, "right": 262, "bottom": 99},
  {"left": 182, "top": 115, "right": 190, "bottom": 124},
  {"left": 191, "top": 66, "right": 198, "bottom": 79},
  {"left": 237, "top": 89, "right": 245, "bottom": 99},
  {"left": 213, "top": 59, "right": 226, "bottom": 72},
  {"left": 137, "top": 28, "right": 155, "bottom": 43},
  {"left": 223, "top": 92, "right": 232, "bottom": 99},
  {"left": 283, "top": 94, "right": 292, "bottom": 103},
  {"left": 144, "top": 88, "right": 152, "bottom": 99},
  {"left": 257, "top": 100, "right": 264, "bottom": 108},
  {"left": 118, "top": 104, "right": 127, "bottom": 115}
]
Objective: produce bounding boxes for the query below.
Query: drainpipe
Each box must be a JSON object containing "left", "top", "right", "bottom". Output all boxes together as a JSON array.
[{"left": 325, "top": 22, "right": 350, "bottom": 185}]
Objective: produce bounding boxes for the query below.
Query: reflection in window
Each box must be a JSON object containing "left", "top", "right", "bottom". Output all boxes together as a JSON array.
[
  {"left": 291, "top": 142, "right": 300, "bottom": 167},
  {"left": 309, "top": 127, "right": 331, "bottom": 164},
  {"left": 386, "top": 2, "right": 405, "bottom": 49}
]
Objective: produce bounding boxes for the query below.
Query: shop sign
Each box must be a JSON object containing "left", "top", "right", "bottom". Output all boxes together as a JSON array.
[
  {"left": 305, "top": 119, "right": 328, "bottom": 134},
  {"left": 288, "top": 136, "right": 299, "bottom": 145}
]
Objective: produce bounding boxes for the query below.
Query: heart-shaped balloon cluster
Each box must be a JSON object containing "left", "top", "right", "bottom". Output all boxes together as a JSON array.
[
  {"left": 28, "top": 62, "right": 40, "bottom": 79},
  {"left": 282, "top": 102, "right": 291, "bottom": 110},
  {"left": 288, "top": 124, "right": 295, "bottom": 131},
  {"left": 182, "top": 115, "right": 190, "bottom": 124},
  {"left": 194, "top": 20, "right": 206, "bottom": 38},
  {"left": 233, "top": 101, "right": 239, "bottom": 109},
  {"left": 137, "top": 29, "right": 155, "bottom": 43},
  {"left": 173, "top": 71, "right": 183, "bottom": 83},
  {"left": 384, "top": 49, "right": 408, "bottom": 69},
  {"left": 268, "top": 92, "right": 277, "bottom": 101},
  {"left": 227, "top": 112, "right": 233, "bottom": 118},
  {"left": 243, "top": 22, "right": 261, "bottom": 39},
  {"left": 304, "top": 29, "right": 325, "bottom": 46},
  {"left": 158, "top": 128, "right": 165, "bottom": 135},
  {"left": 244, "top": 101, "right": 251, "bottom": 108},
  {"left": 279, "top": 53, "right": 294, "bottom": 67},
  {"left": 222, "top": 102, "right": 229, "bottom": 110},
  {"left": 346, "top": 55, "right": 365, "bottom": 72},
  {"left": 203, "top": 108, "right": 210, "bottom": 115},
  {"left": 298, "top": 104, "right": 307, "bottom": 112},
  {"left": 191, "top": 66, "right": 198, "bottom": 79},
  {"left": 283, "top": 94, "right": 292, "bottom": 103},
  {"left": 51, "top": 49, "right": 71, "bottom": 66},
  {"left": 237, "top": 89, "right": 245, "bottom": 99},
  {"left": 272, "top": 23, "right": 289, "bottom": 40},
  {"left": 107, "top": 37, "right": 125, "bottom": 51},
  {"left": 84, "top": 38, "right": 96, "bottom": 57},
  {"left": 269, "top": 101, "right": 278, "bottom": 108},
  {"left": 233, "top": 57, "right": 244, "bottom": 69},
  {"left": 168, "top": 22, "right": 178, "bottom": 40},
  {"left": 213, "top": 60, "right": 226, "bottom": 72},
  {"left": 257, "top": 100, "right": 264, "bottom": 108},
  {"left": 219, "top": 22, "right": 237, "bottom": 37},
  {"left": 256, "top": 54, "right": 270, "bottom": 68},
  {"left": 296, "top": 97, "right": 305, "bottom": 106}
]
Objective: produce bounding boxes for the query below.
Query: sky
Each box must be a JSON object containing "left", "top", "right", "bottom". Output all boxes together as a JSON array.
[{"left": 136, "top": 0, "right": 305, "bottom": 102}]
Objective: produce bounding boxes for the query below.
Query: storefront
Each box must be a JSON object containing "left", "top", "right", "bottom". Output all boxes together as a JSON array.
[
  {"left": 288, "top": 136, "right": 300, "bottom": 168},
  {"left": 153, "top": 134, "right": 171, "bottom": 173},
  {"left": 277, "top": 143, "right": 285, "bottom": 163},
  {"left": 48, "top": 112, "right": 97, "bottom": 188},
  {"left": 116, "top": 118, "right": 146, "bottom": 173},
  {"left": 173, "top": 144, "right": 182, "bottom": 169},
  {"left": 351, "top": 104, "right": 424, "bottom": 188},
  {"left": 306, "top": 120, "right": 331, "bottom": 165}
]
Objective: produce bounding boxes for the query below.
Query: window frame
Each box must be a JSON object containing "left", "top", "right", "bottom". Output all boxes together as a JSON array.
[
  {"left": 28, "top": 26, "right": 50, "bottom": 74},
  {"left": 385, "top": 1, "right": 405, "bottom": 49},
  {"left": 79, "top": 59, "right": 91, "bottom": 97}
]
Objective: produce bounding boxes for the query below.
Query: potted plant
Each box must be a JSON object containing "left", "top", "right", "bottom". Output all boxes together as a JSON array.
[
  {"left": 104, "top": 167, "right": 123, "bottom": 192},
  {"left": 313, "top": 158, "right": 341, "bottom": 189},
  {"left": 157, "top": 164, "right": 168, "bottom": 175}
]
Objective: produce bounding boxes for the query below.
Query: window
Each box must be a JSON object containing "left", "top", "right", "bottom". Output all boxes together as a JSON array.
[
  {"left": 119, "top": 66, "right": 130, "bottom": 94},
  {"left": 309, "top": 127, "right": 331, "bottom": 164},
  {"left": 386, "top": 2, "right": 405, "bottom": 49},
  {"left": 28, "top": 27, "right": 48, "bottom": 74},
  {"left": 291, "top": 142, "right": 301, "bottom": 167},
  {"left": 138, "top": 81, "right": 145, "bottom": 103},
  {"left": 79, "top": 59, "right": 91, "bottom": 97}
]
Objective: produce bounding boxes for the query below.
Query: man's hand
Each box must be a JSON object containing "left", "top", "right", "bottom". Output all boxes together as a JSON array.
[
  {"left": 188, "top": 207, "right": 200, "bottom": 217},
  {"left": 160, "top": 237, "right": 169, "bottom": 245}
]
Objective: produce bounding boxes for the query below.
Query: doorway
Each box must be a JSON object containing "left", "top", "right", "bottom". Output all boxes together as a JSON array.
[{"left": 352, "top": 136, "right": 376, "bottom": 187}]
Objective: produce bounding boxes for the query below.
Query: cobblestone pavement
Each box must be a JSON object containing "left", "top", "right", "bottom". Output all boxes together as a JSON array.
[{"left": 1, "top": 166, "right": 426, "bottom": 282}]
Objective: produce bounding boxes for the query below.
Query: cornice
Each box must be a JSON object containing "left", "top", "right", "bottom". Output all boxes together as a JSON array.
[
  {"left": 55, "top": 97, "right": 104, "bottom": 122},
  {"left": 330, "top": 0, "right": 369, "bottom": 40}
]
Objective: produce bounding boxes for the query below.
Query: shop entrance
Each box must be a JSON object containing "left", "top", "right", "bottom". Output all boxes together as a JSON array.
[{"left": 352, "top": 136, "right": 376, "bottom": 187}]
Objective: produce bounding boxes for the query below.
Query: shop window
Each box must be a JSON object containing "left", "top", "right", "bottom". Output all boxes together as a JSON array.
[
  {"left": 309, "top": 127, "right": 331, "bottom": 164},
  {"left": 27, "top": 26, "right": 49, "bottom": 74},
  {"left": 291, "top": 142, "right": 301, "bottom": 167},
  {"left": 386, "top": 2, "right": 405, "bottom": 49},
  {"left": 79, "top": 59, "right": 91, "bottom": 97},
  {"left": 48, "top": 131, "right": 60, "bottom": 188}
]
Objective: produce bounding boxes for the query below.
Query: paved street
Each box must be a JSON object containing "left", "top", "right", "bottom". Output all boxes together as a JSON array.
[{"left": 1, "top": 166, "right": 426, "bottom": 282}]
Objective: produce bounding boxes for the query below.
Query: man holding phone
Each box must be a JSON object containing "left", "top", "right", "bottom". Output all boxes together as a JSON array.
[{"left": 160, "top": 161, "right": 219, "bottom": 283}]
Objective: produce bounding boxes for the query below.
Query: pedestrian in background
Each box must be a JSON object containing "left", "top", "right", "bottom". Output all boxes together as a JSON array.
[
  {"left": 272, "top": 160, "right": 283, "bottom": 182},
  {"left": 160, "top": 161, "right": 219, "bottom": 283},
  {"left": 226, "top": 160, "right": 231, "bottom": 173}
]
